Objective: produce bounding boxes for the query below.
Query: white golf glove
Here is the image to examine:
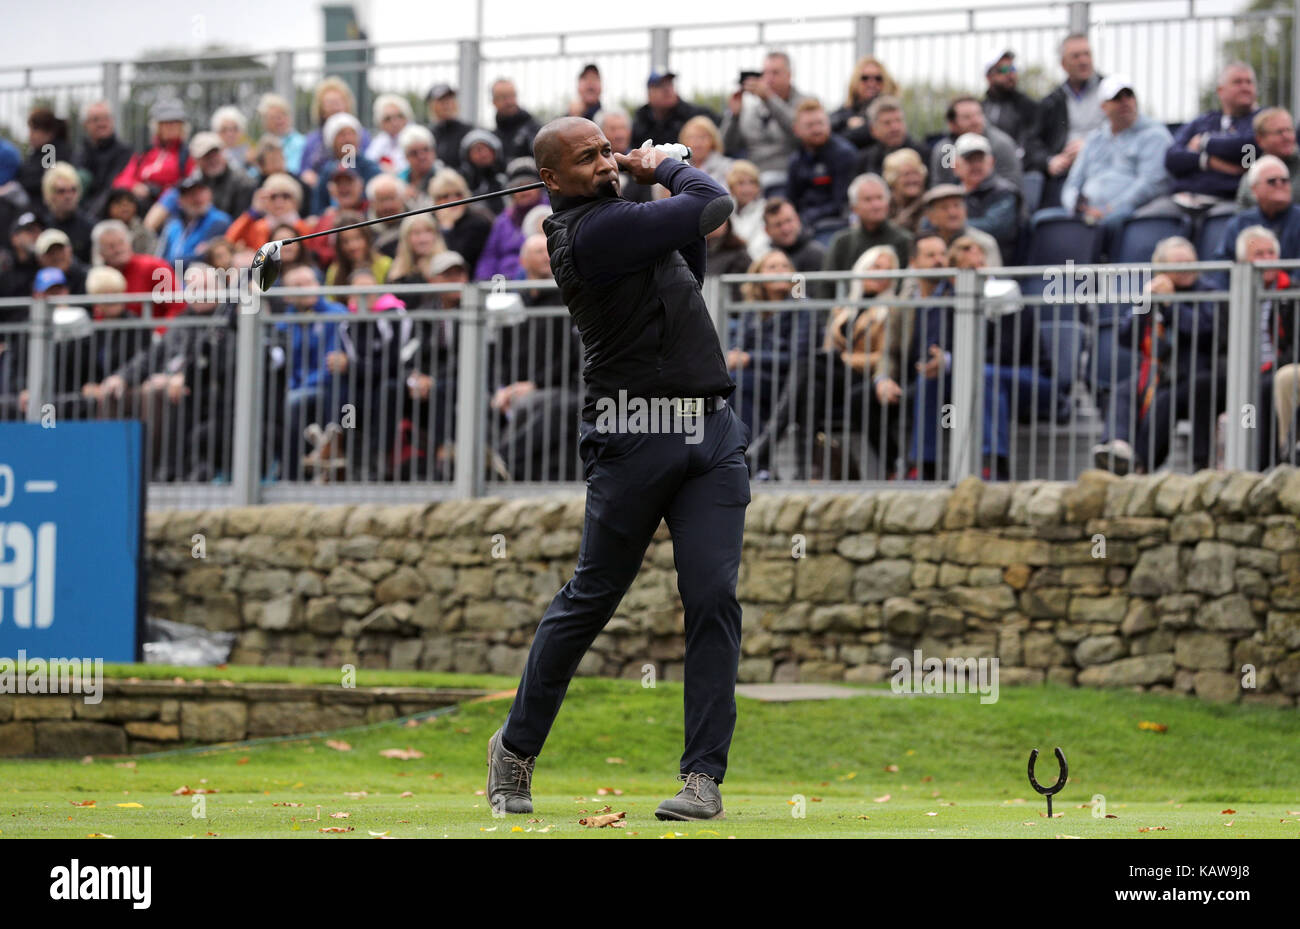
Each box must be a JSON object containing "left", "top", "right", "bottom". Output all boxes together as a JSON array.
[{"left": 639, "top": 139, "right": 692, "bottom": 162}]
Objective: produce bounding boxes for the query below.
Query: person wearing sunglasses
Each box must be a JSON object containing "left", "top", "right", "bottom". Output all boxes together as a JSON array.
[
  {"left": 1237, "top": 108, "right": 1300, "bottom": 208},
  {"left": 830, "top": 56, "right": 899, "bottom": 150},
  {"left": 36, "top": 161, "right": 94, "bottom": 263},
  {"left": 1206, "top": 154, "right": 1300, "bottom": 290},
  {"left": 982, "top": 51, "right": 1038, "bottom": 157}
]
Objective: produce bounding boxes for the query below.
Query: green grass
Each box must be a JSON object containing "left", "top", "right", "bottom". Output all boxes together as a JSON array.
[{"left": 3, "top": 678, "right": 1299, "bottom": 838}]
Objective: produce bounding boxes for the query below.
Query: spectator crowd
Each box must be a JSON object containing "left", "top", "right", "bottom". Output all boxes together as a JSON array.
[{"left": 2, "top": 38, "right": 1299, "bottom": 483}]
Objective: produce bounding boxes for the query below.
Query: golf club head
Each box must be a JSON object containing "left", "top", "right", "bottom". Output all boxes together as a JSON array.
[{"left": 252, "top": 240, "right": 284, "bottom": 291}]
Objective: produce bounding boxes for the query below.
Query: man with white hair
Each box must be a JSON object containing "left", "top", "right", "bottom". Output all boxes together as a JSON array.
[
  {"left": 75, "top": 101, "right": 132, "bottom": 217},
  {"left": 91, "top": 218, "right": 183, "bottom": 320},
  {"left": 367, "top": 173, "right": 408, "bottom": 258},
  {"left": 1238, "top": 107, "right": 1300, "bottom": 208},
  {"left": 1233, "top": 224, "right": 1295, "bottom": 466},
  {"left": 821, "top": 172, "right": 912, "bottom": 298},
  {"left": 1208, "top": 154, "right": 1300, "bottom": 289},
  {"left": 1165, "top": 61, "right": 1260, "bottom": 204},
  {"left": 397, "top": 124, "right": 439, "bottom": 207}
]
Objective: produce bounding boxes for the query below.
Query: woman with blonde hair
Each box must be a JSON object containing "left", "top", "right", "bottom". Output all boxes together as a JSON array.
[
  {"left": 882, "top": 148, "right": 928, "bottom": 235},
  {"left": 40, "top": 161, "right": 94, "bottom": 262},
  {"left": 367, "top": 94, "right": 415, "bottom": 173},
  {"left": 226, "top": 172, "right": 312, "bottom": 255},
  {"left": 679, "top": 115, "right": 732, "bottom": 185},
  {"left": 429, "top": 168, "right": 494, "bottom": 272},
  {"left": 830, "top": 56, "right": 900, "bottom": 149},
  {"left": 388, "top": 213, "right": 446, "bottom": 286},
  {"left": 211, "top": 105, "right": 250, "bottom": 172},
  {"left": 726, "top": 160, "right": 769, "bottom": 259},
  {"left": 298, "top": 77, "right": 371, "bottom": 188}
]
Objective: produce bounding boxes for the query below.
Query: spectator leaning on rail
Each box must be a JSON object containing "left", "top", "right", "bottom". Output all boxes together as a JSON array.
[
  {"left": 256, "top": 93, "right": 306, "bottom": 176},
  {"left": 367, "top": 94, "right": 414, "bottom": 174},
  {"left": 1163, "top": 61, "right": 1260, "bottom": 207},
  {"left": 982, "top": 50, "right": 1038, "bottom": 157},
  {"left": 37, "top": 162, "right": 94, "bottom": 264},
  {"left": 1058, "top": 76, "right": 1173, "bottom": 246},
  {"left": 568, "top": 64, "right": 604, "bottom": 121},
  {"left": 917, "top": 183, "right": 1003, "bottom": 267},
  {"left": 145, "top": 131, "right": 256, "bottom": 233},
  {"left": 1092, "top": 236, "right": 1222, "bottom": 475},
  {"left": 426, "top": 83, "right": 471, "bottom": 172},
  {"left": 157, "top": 172, "right": 231, "bottom": 265},
  {"left": 830, "top": 56, "right": 899, "bottom": 150},
  {"left": 112, "top": 98, "right": 191, "bottom": 209},
  {"left": 787, "top": 100, "right": 859, "bottom": 238},
  {"left": 929, "top": 96, "right": 1024, "bottom": 192},
  {"left": 950, "top": 134, "right": 1022, "bottom": 260},
  {"left": 762, "top": 197, "right": 826, "bottom": 273},
  {"left": 476, "top": 158, "right": 547, "bottom": 281},
  {"left": 854, "top": 96, "right": 928, "bottom": 179},
  {"left": 1026, "top": 33, "right": 1105, "bottom": 209},
  {"left": 632, "top": 68, "right": 720, "bottom": 145},
  {"left": 75, "top": 101, "right": 132, "bottom": 218},
  {"left": 492, "top": 79, "right": 542, "bottom": 164},
  {"left": 311, "top": 113, "right": 381, "bottom": 216},
  {"left": 1238, "top": 108, "right": 1300, "bottom": 208},
  {"left": 720, "top": 51, "right": 810, "bottom": 190},
  {"left": 883, "top": 148, "right": 929, "bottom": 236},
  {"left": 1208, "top": 155, "right": 1300, "bottom": 290},
  {"left": 821, "top": 173, "right": 912, "bottom": 301}
]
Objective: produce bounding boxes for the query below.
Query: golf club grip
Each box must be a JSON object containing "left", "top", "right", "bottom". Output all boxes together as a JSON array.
[{"left": 284, "top": 180, "right": 548, "bottom": 247}]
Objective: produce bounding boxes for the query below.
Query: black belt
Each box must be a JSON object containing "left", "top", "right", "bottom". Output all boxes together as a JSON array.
[{"left": 676, "top": 395, "right": 728, "bottom": 415}]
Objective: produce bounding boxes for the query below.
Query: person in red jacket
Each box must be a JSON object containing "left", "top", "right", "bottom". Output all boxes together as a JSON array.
[
  {"left": 91, "top": 218, "right": 185, "bottom": 329},
  {"left": 112, "top": 99, "right": 191, "bottom": 208}
]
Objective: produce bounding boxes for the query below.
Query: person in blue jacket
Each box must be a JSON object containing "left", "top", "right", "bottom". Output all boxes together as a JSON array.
[{"left": 157, "top": 172, "right": 230, "bottom": 263}]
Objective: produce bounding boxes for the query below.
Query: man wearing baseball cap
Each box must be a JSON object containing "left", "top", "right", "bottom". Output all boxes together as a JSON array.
[
  {"left": 919, "top": 184, "right": 1003, "bottom": 266},
  {"left": 951, "top": 132, "right": 1022, "bottom": 257},
  {"left": 34, "top": 227, "right": 87, "bottom": 294},
  {"left": 144, "top": 130, "right": 256, "bottom": 235},
  {"left": 982, "top": 50, "right": 1038, "bottom": 155},
  {"left": 426, "top": 83, "right": 471, "bottom": 171},
  {"left": 157, "top": 172, "right": 231, "bottom": 264},
  {"left": 0, "top": 212, "right": 43, "bottom": 298},
  {"left": 1060, "top": 76, "right": 1173, "bottom": 247},
  {"left": 568, "top": 64, "right": 603, "bottom": 121},
  {"left": 632, "top": 67, "right": 720, "bottom": 146}
]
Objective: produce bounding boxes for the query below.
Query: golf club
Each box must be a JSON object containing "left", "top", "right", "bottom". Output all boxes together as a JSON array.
[{"left": 251, "top": 181, "right": 547, "bottom": 291}]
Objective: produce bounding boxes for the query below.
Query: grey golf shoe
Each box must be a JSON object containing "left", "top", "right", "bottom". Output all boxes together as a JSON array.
[
  {"left": 486, "top": 727, "right": 536, "bottom": 814},
  {"left": 654, "top": 771, "right": 725, "bottom": 821}
]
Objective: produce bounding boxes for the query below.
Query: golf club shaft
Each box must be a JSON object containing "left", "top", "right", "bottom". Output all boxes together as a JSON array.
[{"left": 283, "top": 180, "right": 547, "bottom": 247}]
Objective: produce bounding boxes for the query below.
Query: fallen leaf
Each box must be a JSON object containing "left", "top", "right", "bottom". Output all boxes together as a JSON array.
[
  {"left": 925, "top": 811, "right": 938, "bottom": 816},
  {"left": 474, "top": 789, "right": 486, "bottom": 796},
  {"left": 873, "top": 794, "right": 891, "bottom": 803},
  {"left": 856, "top": 815, "right": 870, "bottom": 820},
  {"left": 1220, "top": 809, "right": 1237, "bottom": 815},
  {"left": 369, "top": 831, "right": 391, "bottom": 837},
  {"left": 237, "top": 757, "right": 250, "bottom": 765},
  {"left": 326, "top": 740, "right": 352, "bottom": 752},
  {"left": 1038, "top": 811, "right": 1063, "bottom": 818},
  {"left": 605, "top": 757, "right": 625, "bottom": 764},
  {"left": 343, "top": 791, "right": 368, "bottom": 799},
  {"left": 920, "top": 775, "right": 933, "bottom": 782},
  {"left": 70, "top": 801, "right": 95, "bottom": 807},
  {"left": 480, "top": 826, "right": 497, "bottom": 832},
  {"left": 1105, "top": 814, "right": 1119, "bottom": 819},
  {"left": 884, "top": 764, "right": 899, "bottom": 773},
  {"left": 273, "top": 802, "right": 303, "bottom": 807},
  {"left": 172, "top": 786, "right": 217, "bottom": 796},
  {"left": 399, "top": 791, "right": 413, "bottom": 799},
  {"left": 329, "top": 812, "right": 350, "bottom": 819},
  {"left": 579, "top": 811, "right": 626, "bottom": 828},
  {"left": 206, "top": 832, "right": 220, "bottom": 837},
  {"left": 318, "top": 826, "right": 353, "bottom": 833},
  {"left": 1055, "top": 834, "right": 1082, "bottom": 839},
  {"left": 511, "top": 826, "right": 524, "bottom": 833},
  {"left": 1138, "top": 721, "right": 1168, "bottom": 733},
  {"left": 1138, "top": 826, "right": 1168, "bottom": 833},
  {"left": 115, "top": 803, "right": 143, "bottom": 809},
  {"left": 810, "top": 796, "right": 823, "bottom": 802},
  {"left": 87, "top": 833, "right": 114, "bottom": 838},
  {"left": 379, "top": 748, "right": 425, "bottom": 760},
  {"left": 1223, "top": 820, "right": 1234, "bottom": 826}
]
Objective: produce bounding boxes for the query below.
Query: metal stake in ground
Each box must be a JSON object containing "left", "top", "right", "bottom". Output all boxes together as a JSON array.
[
  {"left": 250, "top": 181, "right": 547, "bottom": 291},
  {"left": 1028, "top": 746, "right": 1068, "bottom": 818}
]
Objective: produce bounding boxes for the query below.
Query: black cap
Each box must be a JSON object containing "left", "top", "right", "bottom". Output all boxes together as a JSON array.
[
  {"left": 426, "top": 83, "right": 456, "bottom": 102},
  {"left": 12, "top": 211, "right": 40, "bottom": 233},
  {"left": 579, "top": 63, "right": 600, "bottom": 78},
  {"left": 178, "top": 170, "right": 209, "bottom": 192}
]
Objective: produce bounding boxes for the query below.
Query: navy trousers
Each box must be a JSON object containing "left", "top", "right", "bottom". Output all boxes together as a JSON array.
[{"left": 502, "top": 403, "right": 751, "bottom": 783}]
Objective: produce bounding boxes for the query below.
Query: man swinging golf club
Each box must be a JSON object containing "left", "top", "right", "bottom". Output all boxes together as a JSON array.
[{"left": 487, "top": 117, "right": 751, "bottom": 821}]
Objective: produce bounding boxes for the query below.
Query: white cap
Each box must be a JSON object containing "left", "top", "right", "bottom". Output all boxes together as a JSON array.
[
  {"left": 983, "top": 49, "right": 1014, "bottom": 75},
  {"left": 1098, "top": 75, "right": 1135, "bottom": 101},
  {"left": 188, "top": 131, "right": 222, "bottom": 158},
  {"left": 954, "top": 132, "right": 993, "bottom": 158}
]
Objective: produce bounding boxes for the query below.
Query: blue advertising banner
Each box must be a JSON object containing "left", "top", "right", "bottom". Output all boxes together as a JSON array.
[{"left": 0, "top": 422, "right": 144, "bottom": 662}]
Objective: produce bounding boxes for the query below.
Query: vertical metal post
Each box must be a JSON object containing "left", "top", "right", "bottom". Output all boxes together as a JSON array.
[
  {"left": 703, "top": 275, "right": 726, "bottom": 346},
  {"left": 458, "top": 38, "right": 482, "bottom": 128},
  {"left": 853, "top": 15, "right": 876, "bottom": 60},
  {"left": 101, "top": 62, "right": 121, "bottom": 131},
  {"left": 231, "top": 292, "right": 265, "bottom": 505},
  {"left": 1224, "top": 262, "right": 1259, "bottom": 472},
  {"left": 273, "top": 50, "right": 295, "bottom": 109},
  {"left": 1291, "top": 0, "right": 1300, "bottom": 113},
  {"left": 948, "top": 269, "right": 983, "bottom": 482},
  {"left": 1068, "top": 1, "right": 1090, "bottom": 35},
  {"left": 455, "top": 285, "right": 486, "bottom": 499},
  {"left": 650, "top": 27, "right": 670, "bottom": 72},
  {"left": 24, "top": 299, "right": 49, "bottom": 424}
]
